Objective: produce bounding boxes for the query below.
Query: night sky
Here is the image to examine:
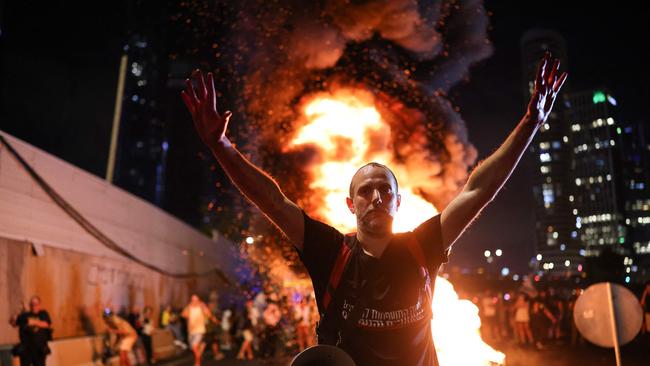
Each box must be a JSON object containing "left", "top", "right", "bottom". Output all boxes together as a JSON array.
[{"left": 1, "top": 1, "right": 648, "bottom": 273}]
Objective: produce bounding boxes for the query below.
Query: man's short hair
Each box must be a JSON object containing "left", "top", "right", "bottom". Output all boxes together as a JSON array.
[{"left": 349, "top": 162, "right": 399, "bottom": 197}]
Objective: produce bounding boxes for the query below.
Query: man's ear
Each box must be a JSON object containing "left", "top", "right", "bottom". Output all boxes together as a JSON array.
[{"left": 346, "top": 197, "right": 355, "bottom": 214}]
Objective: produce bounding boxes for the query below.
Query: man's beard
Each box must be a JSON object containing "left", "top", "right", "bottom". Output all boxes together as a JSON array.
[{"left": 359, "top": 209, "right": 393, "bottom": 236}]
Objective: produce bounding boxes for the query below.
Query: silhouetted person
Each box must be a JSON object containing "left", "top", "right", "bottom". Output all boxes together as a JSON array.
[{"left": 10, "top": 296, "right": 52, "bottom": 366}]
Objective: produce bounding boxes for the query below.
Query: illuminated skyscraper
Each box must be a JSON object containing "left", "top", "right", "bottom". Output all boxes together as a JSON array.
[
  {"left": 113, "top": 1, "right": 169, "bottom": 206},
  {"left": 568, "top": 89, "right": 650, "bottom": 282},
  {"left": 521, "top": 29, "right": 580, "bottom": 276}
]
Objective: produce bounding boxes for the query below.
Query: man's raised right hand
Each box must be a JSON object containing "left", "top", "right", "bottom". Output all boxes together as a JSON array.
[
  {"left": 180, "top": 70, "right": 305, "bottom": 250},
  {"left": 181, "top": 69, "right": 232, "bottom": 149}
]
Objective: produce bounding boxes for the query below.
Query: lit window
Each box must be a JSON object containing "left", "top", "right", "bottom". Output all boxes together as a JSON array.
[
  {"left": 563, "top": 136, "right": 569, "bottom": 143},
  {"left": 131, "top": 62, "right": 143, "bottom": 77},
  {"left": 607, "top": 96, "right": 617, "bottom": 106},
  {"left": 547, "top": 231, "right": 557, "bottom": 246},
  {"left": 571, "top": 124, "right": 581, "bottom": 132},
  {"left": 539, "top": 142, "right": 550, "bottom": 150},
  {"left": 540, "top": 166, "right": 550, "bottom": 174},
  {"left": 542, "top": 184, "right": 554, "bottom": 206},
  {"left": 540, "top": 153, "right": 551, "bottom": 162}
]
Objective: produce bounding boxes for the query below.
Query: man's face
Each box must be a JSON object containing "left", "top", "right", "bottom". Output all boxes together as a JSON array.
[
  {"left": 346, "top": 165, "right": 400, "bottom": 237},
  {"left": 191, "top": 295, "right": 199, "bottom": 304},
  {"left": 29, "top": 297, "right": 41, "bottom": 312}
]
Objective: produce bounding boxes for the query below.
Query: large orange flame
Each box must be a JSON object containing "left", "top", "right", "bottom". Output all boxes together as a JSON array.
[
  {"left": 289, "top": 88, "right": 437, "bottom": 233},
  {"left": 433, "top": 277, "right": 506, "bottom": 366},
  {"left": 288, "top": 88, "right": 505, "bottom": 365}
]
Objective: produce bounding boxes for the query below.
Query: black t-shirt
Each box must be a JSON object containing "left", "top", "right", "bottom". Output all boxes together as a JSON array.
[
  {"left": 127, "top": 312, "right": 143, "bottom": 335},
  {"left": 16, "top": 310, "right": 51, "bottom": 351},
  {"left": 299, "top": 211, "right": 448, "bottom": 366}
]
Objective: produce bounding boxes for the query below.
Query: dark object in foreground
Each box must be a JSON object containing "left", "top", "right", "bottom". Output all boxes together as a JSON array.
[{"left": 291, "top": 345, "right": 356, "bottom": 366}]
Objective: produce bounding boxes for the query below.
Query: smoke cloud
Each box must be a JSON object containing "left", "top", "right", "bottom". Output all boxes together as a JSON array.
[{"left": 175, "top": 0, "right": 492, "bottom": 282}]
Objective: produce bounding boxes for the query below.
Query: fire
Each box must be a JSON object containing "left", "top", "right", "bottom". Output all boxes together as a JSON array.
[
  {"left": 289, "top": 88, "right": 505, "bottom": 365},
  {"left": 432, "top": 277, "right": 506, "bottom": 366},
  {"left": 289, "top": 88, "right": 437, "bottom": 233}
]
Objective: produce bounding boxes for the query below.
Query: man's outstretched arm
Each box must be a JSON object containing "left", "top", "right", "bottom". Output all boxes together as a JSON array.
[
  {"left": 440, "top": 52, "right": 568, "bottom": 250},
  {"left": 181, "top": 70, "right": 304, "bottom": 250}
]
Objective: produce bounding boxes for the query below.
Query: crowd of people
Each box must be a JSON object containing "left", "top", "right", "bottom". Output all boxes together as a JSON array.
[
  {"left": 9, "top": 282, "right": 650, "bottom": 365},
  {"left": 96, "top": 289, "right": 320, "bottom": 365},
  {"left": 475, "top": 288, "right": 574, "bottom": 350},
  {"left": 9, "top": 289, "right": 319, "bottom": 366},
  {"left": 475, "top": 282, "right": 650, "bottom": 351}
]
